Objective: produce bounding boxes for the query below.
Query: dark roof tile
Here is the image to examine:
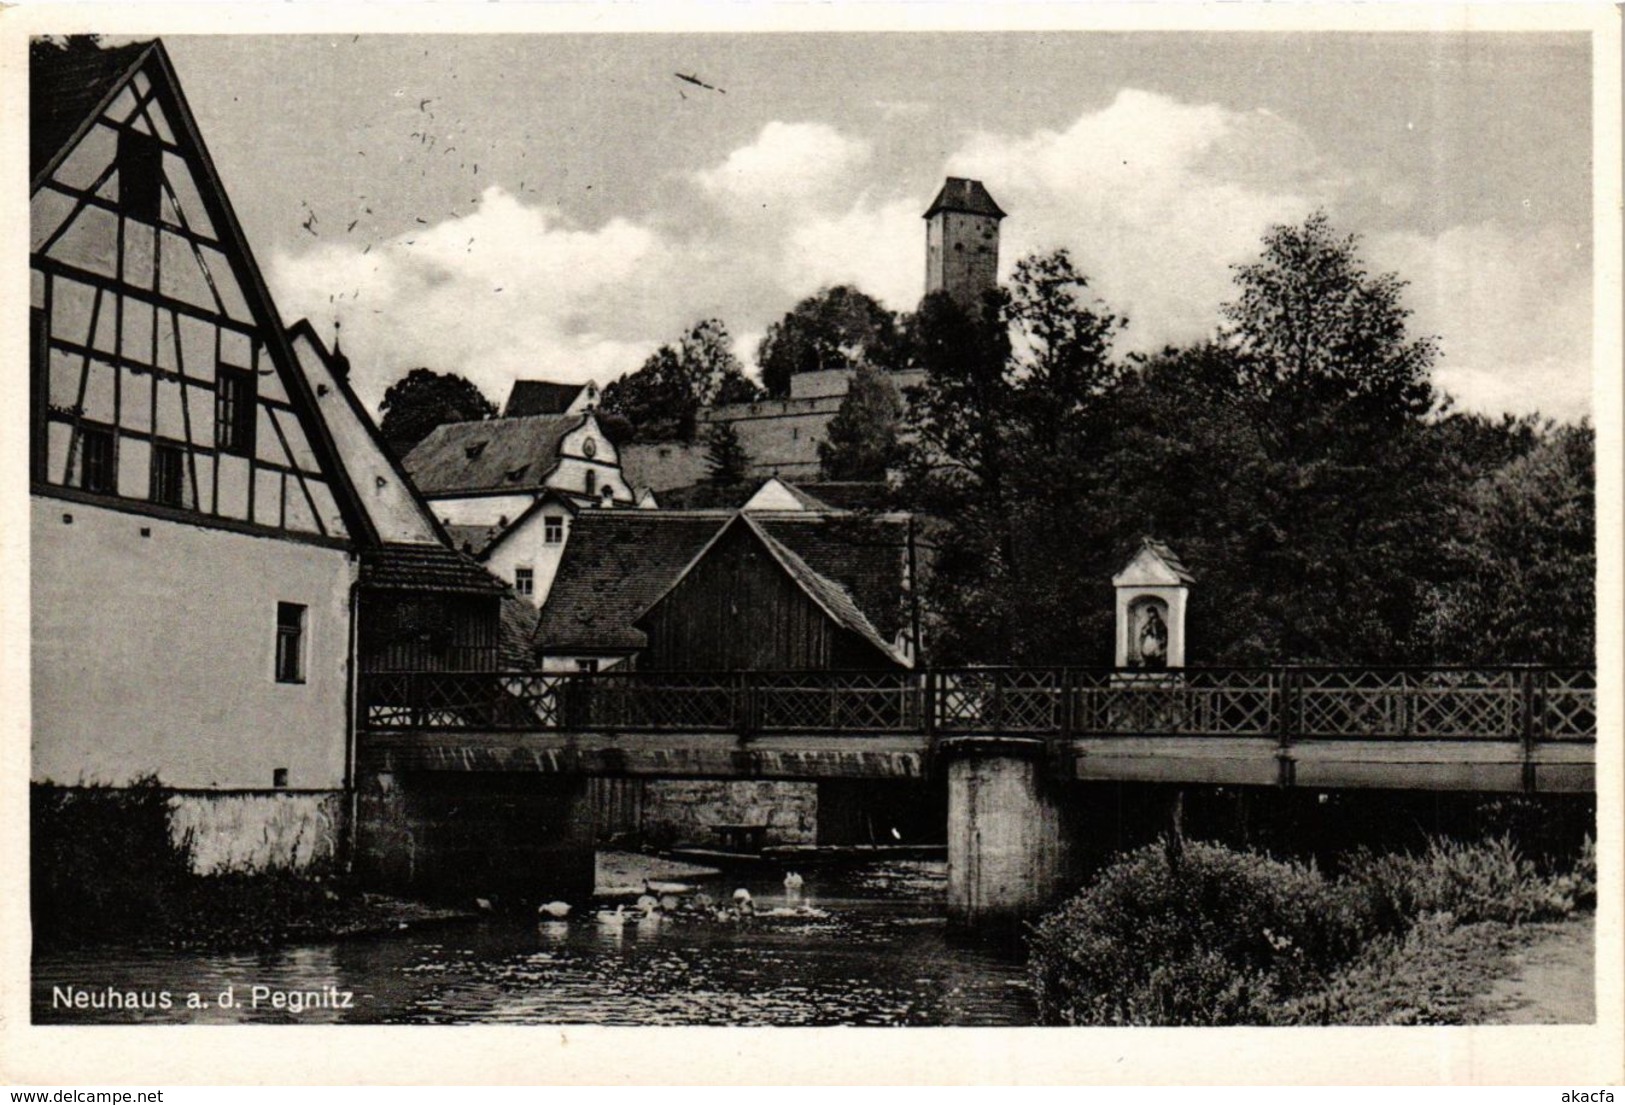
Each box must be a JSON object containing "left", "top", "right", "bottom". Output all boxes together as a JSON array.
[
  {"left": 359, "top": 543, "right": 508, "bottom": 595},
  {"left": 504, "top": 380, "right": 589, "bottom": 417},
  {"left": 402, "top": 413, "right": 587, "bottom": 495},
  {"left": 922, "top": 177, "right": 1007, "bottom": 220},
  {"left": 31, "top": 37, "right": 153, "bottom": 184}
]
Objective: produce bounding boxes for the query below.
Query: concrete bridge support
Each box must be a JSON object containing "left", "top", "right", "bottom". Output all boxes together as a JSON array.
[
  {"left": 354, "top": 769, "right": 596, "bottom": 906},
  {"left": 942, "top": 737, "right": 1079, "bottom": 929}
]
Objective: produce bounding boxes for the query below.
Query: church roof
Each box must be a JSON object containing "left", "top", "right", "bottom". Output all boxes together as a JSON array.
[
  {"left": 923, "top": 177, "right": 1007, "bottom": 221},
  {"left": 504, "top": 379, "right": 591, "bottom": 417},
  {"left": 402, "top": 413, "right": 587, "bottom": 495}
]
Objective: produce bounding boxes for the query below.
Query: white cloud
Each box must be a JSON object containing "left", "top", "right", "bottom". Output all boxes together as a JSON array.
[
  {"left": 268, "top": 187, "right": 677, "bottom": 410},
  {"left": 266, "top": 97, "right": 1589, "bottom": 424},
  {"left": 947, "top": 88, "right": 1330, "bottom": 350},
  {"left": 1368, "top": 222, "right": 1591, "bottom": 421},
  {"left": 693, "top": 121, "right": 872, "bottom": 210}
]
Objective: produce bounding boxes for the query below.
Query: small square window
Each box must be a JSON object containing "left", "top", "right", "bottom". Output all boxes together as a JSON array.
[
  {"left": 117, "top": 130, "right": 163, "bottom": 221},
  {"left": 275, "top": 602, "right": 306, "bottom": 684},
  {"left": 514, "top": 567, "right": 534, "bottom": 596},
  {"left": 576, "top": 658, "right": 599, "bottom": 673},
  {"left": 215, "top": 366, "right": 255, "bottom": 455},
  {"left": 150, "top": 443, "right": 186, "bottom": 507},
  {"left": 544, "top": 516, "right": 564, "bottom": 544},
  {"left": 78, "top": 427, "right": 115, "bottom": 494}
]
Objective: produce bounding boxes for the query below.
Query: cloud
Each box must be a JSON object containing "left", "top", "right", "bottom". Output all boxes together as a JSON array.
[
  {"left": 265, "top": 97, "right": 1588, "bottom": 423},
  {"left": 692, "top": 121, "right": 872, "bottom": 210},
  {"left": 947, "top": 88, "right": 1332, "bottom": 350},
  {"left": 1367, "top": 222, "right": 1591, "bottom": 421},
  {"left": 268, "top": 187, "right": 678, "bottom": 410}
]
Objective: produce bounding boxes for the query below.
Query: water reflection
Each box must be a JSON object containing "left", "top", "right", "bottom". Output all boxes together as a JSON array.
[{"left": 34, "top": 861, "right": 1035, "bottom": 1026}]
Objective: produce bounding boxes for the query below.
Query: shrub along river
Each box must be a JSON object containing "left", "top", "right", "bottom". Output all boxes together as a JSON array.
[{"left": 33, "top": 859, "right": 1036, "bottom": 1026}]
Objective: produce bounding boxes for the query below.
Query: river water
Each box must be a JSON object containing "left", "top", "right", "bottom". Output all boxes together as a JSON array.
[{"left": 33, "top": 860, "right": 1036, "bottom": 1026}]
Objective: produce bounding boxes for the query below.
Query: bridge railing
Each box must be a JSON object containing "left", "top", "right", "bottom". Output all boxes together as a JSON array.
[{"left": 356, "top": 665, "right": 1596, "bottom": 742}]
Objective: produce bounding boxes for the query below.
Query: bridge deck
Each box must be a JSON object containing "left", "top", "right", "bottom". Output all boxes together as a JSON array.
[{"left": 356, "top": 666, "right": 1596, "bottom": 793}]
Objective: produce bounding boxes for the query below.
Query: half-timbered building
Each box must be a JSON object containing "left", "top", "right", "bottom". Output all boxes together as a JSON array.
[{"left": 29, "top": 38, "right": 505, "bottom": 873}]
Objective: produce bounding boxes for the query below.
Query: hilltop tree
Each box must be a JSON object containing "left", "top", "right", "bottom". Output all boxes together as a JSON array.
[
  {"left": 600, "top": 318, "right": 759, "bottom": 442},
  {"left": 704, "top": 421, "right": 751, "bottom": 485},
  {"left": 819, "top": 364, "right": 904, "bottom": 482},
  {"left": 378, "top": 368, "right": 497, "bottom": 455},
  {"left": 757, "top": 286, "right": 903, "bottom": 398}
]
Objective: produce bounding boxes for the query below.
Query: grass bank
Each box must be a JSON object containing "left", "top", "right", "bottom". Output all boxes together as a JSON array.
[{"left": 1029, "top": 834, "right": 1595, "bottom": 1026}]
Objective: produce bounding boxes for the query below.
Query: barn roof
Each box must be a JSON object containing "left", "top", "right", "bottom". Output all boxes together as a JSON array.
[
  {"left": 922, "top": 177, "right": 1007, "bottom": 221},
  {"left": 504, "top": 379, "right": 590, "bottom": 417},
  {"left": 30, "top": 37, "right": 155, "bottom": 185},
  {"left": 402, "top": 413, "right": 587, "bottom": 495},
  {"left": 498, "top": 594, "right": 541, "bottom": 667},
  {"left": 535, "top": 511, "right": 727, "bottom": 653},
  {"left": 535, "top": 508, "right": 910, "bottom": 661},
  {"left": 358, "top": 544, "right": 508, "bottom": 595}
]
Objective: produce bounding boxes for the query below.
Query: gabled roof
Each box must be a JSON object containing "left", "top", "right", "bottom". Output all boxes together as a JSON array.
[
  {"left": 30, "top": 37, "right": 154, "bottom": 186},
  {"left": 923, "top": 177, "right": 1007, "bottom": 221},
  {"left": 287, "top": 320, "right": 447, "bottom": 547},
  {"left": 31, "top": 37, "right": 378, "bottom": 548},
  {"left": 402, "top": 413, "right": 588, "bottom": 495},
  {"left": 477, "top": 489, "right": 579, "bottom": 561},
  {"left": 535, "top": 511, "right": 726, "bottom": 653},
  {"left": 791, "top": 482, "right": 895, "bottom": 512},
  {"left": 446, "top": 523, "right": 503, "bottom": 558},
  {"left": 504, "top": 379, "right": 591, "bottom": 418},
  {"left": 1113, "top": 537, "right": 1197, "bottom": 587},
  {"left": 755, "top": 514, "right": 911, "bottom": 643},
  {"left": 358, "top": 545, "right": 509, "bottom": 595},
  {"left": 634, "top": 514, "right": 910, "bottom": 668}
]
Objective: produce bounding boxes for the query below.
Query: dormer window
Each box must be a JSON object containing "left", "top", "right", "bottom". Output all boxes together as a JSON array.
[
  {"left": 465, "top": 442, "right": 487, "bottom": 460},
  {"left": 505, "top": 464, "right": 528, "bottom": 482}
]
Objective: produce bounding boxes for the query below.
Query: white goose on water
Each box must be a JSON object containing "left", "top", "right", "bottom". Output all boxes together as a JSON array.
[
  {"left": 538, "top": 900, "right": 571, "bottom": 918},
  {"left": 595, "top": 904, "right": 628, "bottom": 927}
]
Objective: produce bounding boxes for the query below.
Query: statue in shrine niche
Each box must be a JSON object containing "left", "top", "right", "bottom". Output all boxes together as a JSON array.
[{"left": 1138, "top": 606, "right": 1168, "bottom": 670}]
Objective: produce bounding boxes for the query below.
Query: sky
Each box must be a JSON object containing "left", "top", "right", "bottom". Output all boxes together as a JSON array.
[{"left": 155, "top": 32, "right": 1594, "bottom": 421}]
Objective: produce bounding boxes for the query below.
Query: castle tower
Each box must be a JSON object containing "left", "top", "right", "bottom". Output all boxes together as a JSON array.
[{"left": 923, "top": 177, "right": 1006, "bottom": 310}]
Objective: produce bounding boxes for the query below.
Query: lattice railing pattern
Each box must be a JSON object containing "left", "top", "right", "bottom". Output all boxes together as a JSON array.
[
  {"left": 1542, "top": 668, "right": 1596, "bottom": 742},
  {"left": 935, "top": 669, "right": 1061, "bottom": 733},
  {"left": 1074, "top": 670, "right": 1278, "bottom": 737},
  {"left": 756, "top": 671, "right": 921, "bottom": 732},
  {"left": 1296, "top": 668, "right": 1520, "bottom": 740},
  {"left": 357, "top": 666, "right": 1596, "bottom": 743}
]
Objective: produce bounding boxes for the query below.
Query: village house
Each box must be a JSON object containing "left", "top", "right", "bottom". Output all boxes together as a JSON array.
[{"left": 29, "top": 37, "right": 508, "bottom": 874}]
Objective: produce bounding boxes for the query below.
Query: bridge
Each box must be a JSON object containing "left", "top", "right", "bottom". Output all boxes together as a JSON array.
[{"left": 351, "top": 665, "right": 1596, "bottom": 926}]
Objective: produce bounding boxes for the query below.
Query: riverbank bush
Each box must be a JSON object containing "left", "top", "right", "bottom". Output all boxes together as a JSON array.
[{"left": 1029, "top": 834, "right": 1590, "bottom": 1026}]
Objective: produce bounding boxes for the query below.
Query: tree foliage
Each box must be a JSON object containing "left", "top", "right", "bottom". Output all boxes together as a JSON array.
[
  {"left": 704, "top": 421, "right": 751, "bottom": 485},
  {"left": 757, "top": 286, "right": 904, "bottom": 398},
  {"left": 600, "top": 319, "right": 761, "bottom": 442},
  {"left": 819, "top": 364, "right": 905, "bottom": 482},
  {"left": 896, "top": 218, "right": 1591, "bottom": 668},
  {"left": 378, "top": 368, "right": 497, "bottom": 454}
]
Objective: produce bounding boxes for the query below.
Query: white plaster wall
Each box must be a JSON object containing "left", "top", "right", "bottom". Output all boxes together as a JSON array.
[
  {"left": 548, "top": 457, "right": 631, "bottom": 503},
  {"left": 169, "top": 791, "right": 343, "bottom": 873},
  {"left": 32, "top": 495, "right": 353, "bottom": 790},
  {"left": 540, "top": 654, "right": 629, "bottom": 673},
  {"left": 484, "top": 505, "right": 572, "bottom": 606},
  {"left": 560, "top": 416, "right": 619, "bottom": 465}
]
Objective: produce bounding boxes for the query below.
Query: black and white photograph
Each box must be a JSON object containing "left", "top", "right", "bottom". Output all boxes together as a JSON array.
[{"left": 4, "top": 1, "right": 1620, "bottom": 1085}]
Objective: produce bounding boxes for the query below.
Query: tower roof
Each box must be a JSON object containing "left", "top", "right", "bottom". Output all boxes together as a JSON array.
[{"left": 923, "top": 177, "right": 1007, "bottom": 221}]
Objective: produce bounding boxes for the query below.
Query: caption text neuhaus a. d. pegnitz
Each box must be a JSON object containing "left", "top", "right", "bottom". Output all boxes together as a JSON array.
[{"left": 50, "top": 984, "right": 354, "bottom": 1013}]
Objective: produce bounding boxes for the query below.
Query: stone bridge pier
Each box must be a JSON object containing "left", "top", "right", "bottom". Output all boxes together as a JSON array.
[
  {"left": 354, "top": 769, "right": 596, "bottom": 906},
  {"left": 941, "top": 736, "right": 1082, "bottom": 930}
]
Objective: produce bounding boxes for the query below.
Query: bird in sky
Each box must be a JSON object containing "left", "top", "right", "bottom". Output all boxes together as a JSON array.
[{"left": 675, "top": 72, "right": 725, "bottom": 94}]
